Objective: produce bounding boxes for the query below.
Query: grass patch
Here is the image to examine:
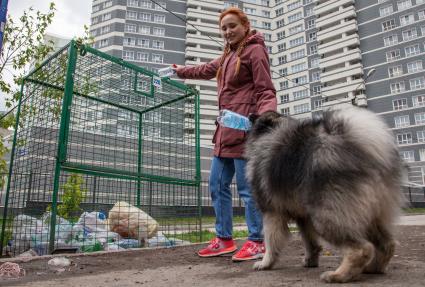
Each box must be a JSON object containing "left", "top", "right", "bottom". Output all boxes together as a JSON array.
[{"left": 402, "top": 208, "right": 425, "bottom": 214}]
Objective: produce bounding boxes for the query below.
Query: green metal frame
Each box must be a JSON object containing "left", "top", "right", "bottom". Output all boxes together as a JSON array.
[{"left": 1, "top": 40, "right": 201, "bottom": 255}]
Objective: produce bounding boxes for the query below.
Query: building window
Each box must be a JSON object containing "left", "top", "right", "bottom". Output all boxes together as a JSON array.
[
  {"left": 397, "top": 0, "right": 412, "bottom": 11},
  {"left": 309, "top": 45, "right": 318, "bottom": 55},
  {"left": 382, "top": 19, "right": 396, "bottom": 31},
  {"left": 294, "top": 103, "right": 310, "bottom": 114},
  {"left": 102, "top": 13, "right": 111, "bottom": 21},
  {"left": 293, "top": 90, "right": 309, "bottom": 99},
  {"left": 281, "top": 107, "right": 290, "bottom": 116},
  {"left": 244, "top": 7, "right": 257, "bottom": 15},
  {"left": 308, "top": 32, "right": 317, "bottom": 42},
  {"left": 154, "top": 2, "right": 166, "bottom": 10},
  {"left": 417, "top": 130, "right": 425, "bottom": 142},
  {"left": 289, "top": 24, "right": 304, "bottom": 35},
  {"left": 264, "top": 33, "right": 272, "bottom": 41},
  {"left": 394, "top": 115, "right": 410, "bottom": 127},
  {"left": 383, "top": 34, "right": 398, "bottom": 46},
  {"left": 386, "top": 49, "right": 401, "bottom": 61},
  {"left": 307, "top": 19, "right": 315, "bottom": 29},
  {"left": 388, "top": 65, "right": 403, "bottom": 77},
  {"left": 280, "top": 81, "right": 289, "bottom": 89},
  {"left": 400, "top": 151, "right": 415, "bottom": 162},
  {"left": 314, "top": 99, "right": 323, "bottom": 109},
  {"left": 140, "top": 13, "right": 151, "bottom": 21},
  {"left": 405, "top": 44, "right": 420, "bottom": 57},
  {"left": 277, "top": 43, "right": 286, "bottom": 52},
  {"left": 310, "top": 57, "right": 320, "bottom": 68},
  {"left": 402, "top": 28, "right": 418, "bottom": 41},
  {"left": 126, "top": 11, "right": 137, "bottom": 19},
  {"left": 278, "top": 68, "right": 287, "bottom": 76},
  {"left": 290, "top": 49, "right": 305, "bottom": 60},
  {"left": 276, "top": 19, "right": 285, "bottom": 28},
  {"left": 391, "top": 81, "right": 406, "bottom": 93},
  {"left": 291, "top": 62, "right": 307, "bottom": 73},
  {"left": 288, "top": 12, "right": 303, "bottom": 23},
  {"left": 293, "top": 75, "right": 307, "bottom": 86},
  {"left": 277, "top": 31, "right": 285, "bottom": 39},
  {"left": 280, "top": 94, "right": 289, "bottom": 103},
  {"left": 122, "top": 50, "right": 134, "bottom": 60},
  {"left": 415, "top": 112, "right": 425, "bottom": 124},
  {"left": 152, "top": 40, "right": 164, "bottom": 49},
  {"left": 313, "top": 85, "right": 321, "bottom": 95},
  {"left": 262, "top": 10, "right": 271, "bottom": 17},
  {"left": 128, "top": 0, "right": 138, "bottom": 7},
  {"left": 287, "top": 0, "right": 302, "bottom": 11},
  {"left": 99, "top": 39, "right": 109, "bottom": 48},
  {"left": 418, "top": 10, "right": 425, "bottom": 20},
  {"left": 125, "top": 24, "right": 137, "bottom": 33},
  {"left": 136, "top": 52, "right": 149, "bottom": 62},
  {"left": 263, "top": 22, "right": 271, "bottom": 29},
  {"left": 289, "top": 36, "right": 304, "bottom": 47},
  {"left": 392, "top": 98, "right": 408, "bottom": 110},
  {"left": 397, "top": 133, "right": 413, "bottom": 144},
  {"left": 312, "top": 71, "right": 320, "bottom": 82},
  {"left": 410, "top": 77, "right": 425, "bottom": 90},
  {"left": 305, "top": 7, "right": 314, "bottom": 16},
  {"left": 407, "top": 61, "right": 423, "bottom": 73},
  {"left": 152, "top": 54, "right": 163, "bottom": 63},
  {"left": 413, "top": 95, "right": 425, "bottom": 107},
  {"left": 276, "top": 7, "right": 284, "bottom": 16},
  {"left": 400, "top": 13, "right": 415, "bottom": 26},
  {"left": 101, "top": 25, "right": 110, "bottom": 34},
  {"left": 140, "top": 0, "right": 151, "bottom": 8},
  {"left": 278, "top": 55, "right": 287, "bottom": 64},
  {"left": 124, "top": 37, "right": 136, "bottom": 46},
  {"left": 137, "top": 38, "right": 149, "bottom": 48},
  {"left": 154, "top": 14, "right": 165, "bottom": 23},
  {"left": 379, "top": 5, "right": 393, "bottom": 17},
  {"left": 139, "top": 25, "right": 150, "bottom": 34},
  {"left": 153, "top": 27, "right": 165, "bottom": 36}
]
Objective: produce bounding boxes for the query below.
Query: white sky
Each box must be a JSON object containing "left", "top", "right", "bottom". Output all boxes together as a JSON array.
[{"left": 0, "top": 0, "right": 92, "bottom": 111}]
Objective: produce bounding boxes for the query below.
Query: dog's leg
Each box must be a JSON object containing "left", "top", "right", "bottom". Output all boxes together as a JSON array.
[
  {"left": 253, "top": 212, "right": 290, "bottom": 270},
  {"left": 296, "top": 217, "right": 322, "bottom": 268},
  {"left": 320, "top": 241, "right": 374, "bottom": 283},
  {"left": 364, "top": 222, "right": 396, "bottom": 274}
]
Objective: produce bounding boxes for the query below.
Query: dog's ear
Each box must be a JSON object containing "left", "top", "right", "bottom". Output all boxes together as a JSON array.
[{"left": 249, "top": 111, "right": 282, "bottom": 137}]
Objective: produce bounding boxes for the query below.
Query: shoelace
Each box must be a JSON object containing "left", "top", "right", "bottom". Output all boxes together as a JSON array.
[
  {"left": 208, "top": 238, "right": 221, "bottom": 249},
  {"left": 240, "top": 241, "right": 258, "bottom": 253}
]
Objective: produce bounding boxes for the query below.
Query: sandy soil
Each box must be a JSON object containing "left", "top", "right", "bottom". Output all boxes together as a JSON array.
[{"left": 1, "top": 225, "right": 425, "bottom": 287}]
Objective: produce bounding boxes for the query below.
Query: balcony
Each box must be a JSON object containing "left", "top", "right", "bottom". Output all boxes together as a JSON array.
[
  {"left": 319, "top": 48, "right": 362, "bottom": 69},
  {"left": 316, "top": 6, "right": 356, "bottom": 28},
  {"left": 314, "top": 0, "right": 354, "bottom": 16},
  {"left": 318, "top": 34, "right": 359, "bottom": 55},
  {"left": 321, "top": 63, "right": 363, "bottom": 83},
  {"left": 321, "top": 78, "right": 364, "bottom": 98},
  {"left": 317, "top": 20, "right": 358, "bottom": 42}
]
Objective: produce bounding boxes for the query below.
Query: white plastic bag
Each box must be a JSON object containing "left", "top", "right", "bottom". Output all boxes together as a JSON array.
[{"left": 108, "top": 202, "right": 158, "bottom": 242}]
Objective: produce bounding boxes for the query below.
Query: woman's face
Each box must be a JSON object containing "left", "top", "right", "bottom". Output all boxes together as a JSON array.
[{"left": 220, "top": 14, "right": 249, "bottom": 46}]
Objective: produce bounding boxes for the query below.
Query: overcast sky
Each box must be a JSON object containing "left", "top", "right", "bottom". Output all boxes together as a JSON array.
[{"left": 0, "top": 0, "right": 92, "bottom": 111}]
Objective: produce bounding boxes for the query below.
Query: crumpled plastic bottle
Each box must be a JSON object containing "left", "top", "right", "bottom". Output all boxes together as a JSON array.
[{"left": 217, "top": 109, "right": 252, "bottom": 131}]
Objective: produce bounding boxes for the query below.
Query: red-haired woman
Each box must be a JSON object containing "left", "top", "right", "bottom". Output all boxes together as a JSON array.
[{"left": 173, "top": 7, "right": 277, "bottom": 261}]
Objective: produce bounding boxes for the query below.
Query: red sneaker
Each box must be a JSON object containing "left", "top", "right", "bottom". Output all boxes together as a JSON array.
[
  {"left": 198, "top": 237, "right": 237, "bottom": 257},
  {"left": 232, "top": 240, "right": 265, "bottom": 261}
]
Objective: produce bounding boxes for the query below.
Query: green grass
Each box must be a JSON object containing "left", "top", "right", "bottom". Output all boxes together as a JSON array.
[{"left": 402, "top": 208, "right": 425, "bottom": 214}]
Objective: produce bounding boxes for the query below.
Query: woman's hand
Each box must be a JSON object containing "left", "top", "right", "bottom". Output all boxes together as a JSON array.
[{"left": 172, "top": 64, "right": 184, "bottom": 72}]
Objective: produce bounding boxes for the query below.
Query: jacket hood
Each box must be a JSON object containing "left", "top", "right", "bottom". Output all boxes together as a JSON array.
[{"left": 245, "top": 30, "right": 265, "bottom": 47}]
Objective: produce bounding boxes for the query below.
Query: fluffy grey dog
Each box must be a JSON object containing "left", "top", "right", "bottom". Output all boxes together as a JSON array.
[{"left": 245, "top": 107, "right": 403, "bottom": 283}]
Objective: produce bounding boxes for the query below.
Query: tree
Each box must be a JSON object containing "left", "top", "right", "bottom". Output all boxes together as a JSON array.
[{"left": 0, "top": 3, "right": 56, "bottom": 188}]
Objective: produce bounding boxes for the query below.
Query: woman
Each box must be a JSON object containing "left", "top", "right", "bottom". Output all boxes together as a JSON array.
[{"left": 173, "top": 7, "right": 277, "bottom": 261}]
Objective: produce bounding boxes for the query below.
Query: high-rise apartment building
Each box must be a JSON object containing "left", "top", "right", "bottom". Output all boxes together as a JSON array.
[{"left": 90, "top": 0, "right": 425, "bottom": 185}]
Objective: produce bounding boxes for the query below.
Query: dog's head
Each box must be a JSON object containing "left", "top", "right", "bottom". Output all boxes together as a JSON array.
[{"left": 249, "top": 111, "right": 283, "bottom": 139}]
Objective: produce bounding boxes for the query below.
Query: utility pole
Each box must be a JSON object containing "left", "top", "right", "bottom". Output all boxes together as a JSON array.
[{"left": 0, "top": 0, "right": 9, "bottom": 53}]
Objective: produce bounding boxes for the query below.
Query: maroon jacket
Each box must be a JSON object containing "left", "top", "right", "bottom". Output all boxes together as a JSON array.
[{"left": 177, "top": 31, "right": 277, "bottom": 158}]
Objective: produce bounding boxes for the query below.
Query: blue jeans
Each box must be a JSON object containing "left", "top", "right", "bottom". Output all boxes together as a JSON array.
[{"left": 209, "top": 156, "right": 263, "bottom": 241}]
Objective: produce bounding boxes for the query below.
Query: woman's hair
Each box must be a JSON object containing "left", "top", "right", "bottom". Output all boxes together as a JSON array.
[{"left": 216, "top": 7, "right": 251, "bottom": 82}]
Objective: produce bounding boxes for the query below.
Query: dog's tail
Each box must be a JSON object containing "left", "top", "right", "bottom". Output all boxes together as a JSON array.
[{"left": 328, "top": 107, "right": 399, "bottom": 170}]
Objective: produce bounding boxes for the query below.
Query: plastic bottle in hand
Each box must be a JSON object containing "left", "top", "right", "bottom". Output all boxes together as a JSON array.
[
  {"left": 217, "top": 109, "right": 252, "bottom": 131},
  {"left": 158, "top": 64, "right": 177, "bottom": 78}
]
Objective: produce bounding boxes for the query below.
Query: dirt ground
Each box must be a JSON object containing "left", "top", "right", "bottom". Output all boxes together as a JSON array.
[{"left": 1, "top": 224, "right": 425, "bottom": 287}]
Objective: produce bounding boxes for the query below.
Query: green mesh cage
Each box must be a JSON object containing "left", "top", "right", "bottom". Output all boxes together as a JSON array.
[{"left": 1, "top": 40, "right": 201, "bottom": 256}]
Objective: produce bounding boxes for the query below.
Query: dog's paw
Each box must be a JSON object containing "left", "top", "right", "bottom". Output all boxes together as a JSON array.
[
  {"left": 303, "top": 257, "right": 319, "bottom": 268},
  {"left": 320, "top": 271, "right": 350, "bottom": 283},
  {"left": 253, "top": 260, "right": 272, "bottom": 271}
]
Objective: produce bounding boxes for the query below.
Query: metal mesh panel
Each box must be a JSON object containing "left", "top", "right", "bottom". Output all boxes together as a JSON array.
[{"left": 1, "top": 41, "right": 201, "bottom": 257}]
